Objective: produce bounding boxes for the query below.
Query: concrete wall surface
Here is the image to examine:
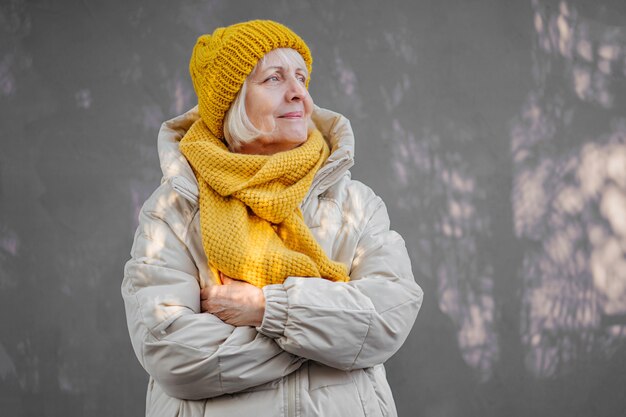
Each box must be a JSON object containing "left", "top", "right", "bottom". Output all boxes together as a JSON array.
[{"left": 1, "top": 1, "right": 625, "bottom": 416}]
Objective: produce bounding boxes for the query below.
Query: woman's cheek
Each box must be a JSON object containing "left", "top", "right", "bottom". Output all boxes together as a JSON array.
[
  {"left": 304, "top": 95, "right": 314, "bottom": 117},
  {"left": 256, "top": 115, "right": 275, "bottom": 133}
]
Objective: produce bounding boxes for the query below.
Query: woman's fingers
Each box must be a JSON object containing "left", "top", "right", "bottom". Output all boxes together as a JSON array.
[
  {"left": 219, "top": 271, "right": 235, "bottom": 285},
  {"left": 221, "top": 276, "right": 235, "bottom": 285},
  {"left": 198, "top": 278, "right": 265, "bottom": 326}
]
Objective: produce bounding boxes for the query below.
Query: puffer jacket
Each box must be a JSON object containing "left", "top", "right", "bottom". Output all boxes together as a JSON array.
[{"left": 121, "top": 105, "right": 424, "bottom": 417}]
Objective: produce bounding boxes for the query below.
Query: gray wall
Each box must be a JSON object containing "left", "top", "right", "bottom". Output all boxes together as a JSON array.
[{"left": 1, "top": 0, "right": 626, "bottom": 416}]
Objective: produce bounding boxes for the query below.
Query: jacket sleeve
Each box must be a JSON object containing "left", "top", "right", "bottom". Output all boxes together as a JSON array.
[
  {"left": 256, "top": 190, "right": 424, "bottom": 371},
  {"left": 121, "top": 184, "right": 305, "bottom": 400}
]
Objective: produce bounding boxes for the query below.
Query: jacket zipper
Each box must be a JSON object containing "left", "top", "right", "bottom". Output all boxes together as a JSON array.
[{"left": 287, "top": 371, "right": 296, "bottom": 417}]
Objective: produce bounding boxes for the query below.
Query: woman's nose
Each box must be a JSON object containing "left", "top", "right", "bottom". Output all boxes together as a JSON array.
[{"left": 285, "top": 77, "right": 306, "bottom": 101}]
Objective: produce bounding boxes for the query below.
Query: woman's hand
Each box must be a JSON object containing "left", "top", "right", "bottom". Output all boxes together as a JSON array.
[{"left": 200, "top": 273, "right": 266, "bottom": 327}]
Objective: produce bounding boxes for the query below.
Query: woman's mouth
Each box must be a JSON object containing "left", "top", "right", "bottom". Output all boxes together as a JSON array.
[{"left": 279, "top": 111, "right": 303, "bottom": 119}]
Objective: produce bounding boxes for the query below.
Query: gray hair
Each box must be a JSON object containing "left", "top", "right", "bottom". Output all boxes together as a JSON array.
[{"left": 223, "top": 48, "right": 311, "bottom": 152}]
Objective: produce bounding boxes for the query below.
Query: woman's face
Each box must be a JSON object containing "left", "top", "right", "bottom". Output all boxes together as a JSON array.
[{"left": 241, "top": 49, "right": 313, "bottom": 155}]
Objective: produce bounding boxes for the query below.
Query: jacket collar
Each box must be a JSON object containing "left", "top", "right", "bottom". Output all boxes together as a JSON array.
[{"left": 157, "top": 105, "right": 355, "bottom": 206}]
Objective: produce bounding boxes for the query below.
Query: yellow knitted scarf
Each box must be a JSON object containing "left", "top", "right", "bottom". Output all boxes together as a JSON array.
[{"left": 179, "top": 119, "right": 349, "bottom": 287}]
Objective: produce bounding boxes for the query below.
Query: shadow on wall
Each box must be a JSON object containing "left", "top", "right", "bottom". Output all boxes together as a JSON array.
[
  {"left": 390, "top": 0, "right": 626, "bottom": 385},
  {"left": 514, "top": 0, "right": 626, "bottom": 378}
]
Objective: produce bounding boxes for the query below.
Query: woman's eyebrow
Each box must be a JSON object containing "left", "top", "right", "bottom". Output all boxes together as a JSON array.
[{"left": 263, "top": 65, "right": 307, "bottom": 73}]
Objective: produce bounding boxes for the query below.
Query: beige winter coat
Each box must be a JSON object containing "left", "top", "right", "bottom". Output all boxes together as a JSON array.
[{"left": 121, "top": 105, "right": 424, "bottom": 417}]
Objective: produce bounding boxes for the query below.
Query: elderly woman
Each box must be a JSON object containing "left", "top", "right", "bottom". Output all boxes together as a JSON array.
[{"left": 122, "top": 20, "right": 423, "bottom": 417}]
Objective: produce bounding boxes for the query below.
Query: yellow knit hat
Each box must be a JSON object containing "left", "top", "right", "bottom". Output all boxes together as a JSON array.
[{"left": 189, "top": 20, "right": 313, "bottom": 139}]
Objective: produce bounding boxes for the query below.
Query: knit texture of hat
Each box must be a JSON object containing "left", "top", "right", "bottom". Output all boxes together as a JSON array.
[{"left": 189, "top": 19, "right": 313, "bottom": 139}]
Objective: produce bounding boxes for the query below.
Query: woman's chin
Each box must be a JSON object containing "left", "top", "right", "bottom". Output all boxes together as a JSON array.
[{"left": 276, "top": 130, "right": 308, "bottom": 143}]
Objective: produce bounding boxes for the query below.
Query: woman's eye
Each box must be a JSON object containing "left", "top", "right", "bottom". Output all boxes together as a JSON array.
[
  {"left": 297, "top": 75, "right": 307, "bottom": 83},
  {"left": 265, "top": 75, "right": 280, "bottom": 82}
]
